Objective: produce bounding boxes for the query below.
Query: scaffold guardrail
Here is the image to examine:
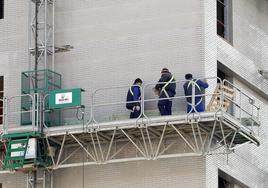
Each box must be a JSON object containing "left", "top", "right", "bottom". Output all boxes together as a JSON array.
[
  {"left": 0, "top": 77, "right": 260, "bottom": 136},
  {"left": 0, "top": 77, "right": 261, "bottom": 173}
]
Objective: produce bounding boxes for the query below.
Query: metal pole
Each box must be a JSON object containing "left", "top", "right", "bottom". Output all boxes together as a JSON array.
[
  {"left": 52, "top": 0, "right": 55, "bottom": 71},
  {"left": 28, "top": 0, "right": 32, "bottom": 71},
  {"left": 27, "top": 171, "right": 37, "bottom": 188},
  {"left": 43, "top": 170, "right": 46, "bottom": 188},
  {"left": 33, "top": 171, "right": 37, "bottom": 188},
  {"left": 3, "top": 97, "right": 8, "bottom": 134},
  {"left": 33, "top": 0, "right": 39, "bottom": 135},
  {"left": 155, "top": 124, "right": 166, "bottom": 158},
  {"left": 51, "top": 171, "right": 54, "bottom": 188},
  {"left": 34, "top": 0, "right": 38, "bottom": 76},
  {"left": 105, "top": 129, "right": 116, "bottom": 161},
  {"left": 44, "top": 0, "right": 47, "bottom": 70}
]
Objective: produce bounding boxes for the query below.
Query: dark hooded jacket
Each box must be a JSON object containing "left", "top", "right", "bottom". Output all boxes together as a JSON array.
[{"left": 155, "top": 73, "right": 176, "bottom": 98}]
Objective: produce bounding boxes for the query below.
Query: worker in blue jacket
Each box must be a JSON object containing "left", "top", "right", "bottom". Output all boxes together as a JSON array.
[
  {"left": 183, "top": 73, "right": 209, "bottom": 113},
  {"left": 155, "top": 68, "right": 176, "bottom": 116},
  {"left": 126, "top": 78, "right": 143, "bottom": 118}
]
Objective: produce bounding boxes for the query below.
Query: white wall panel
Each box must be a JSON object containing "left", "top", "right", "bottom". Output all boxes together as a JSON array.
[{"left": 54, "top": 157, "right": 206, "bottom": 188}]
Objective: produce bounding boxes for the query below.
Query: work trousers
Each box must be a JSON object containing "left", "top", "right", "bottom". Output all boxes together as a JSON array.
[{"left": 158, "top": 99, "right": 172, "bottom": 116}]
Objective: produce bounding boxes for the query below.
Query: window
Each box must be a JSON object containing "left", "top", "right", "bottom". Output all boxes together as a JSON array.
[
  {"left": 217, "top": 0, "right": 233, "bottom": 43},
  {"left": 217, "top": 61, "right": 233, "bottom": 83},
  {"left": 0, "top": 76, "right": 3, "bottom": 124},
  {"left": 218, "top": 169, "right": 249, "bottom": 188},
  {"left": 0, "top": 0, "right": 3, "bottom": 19}
]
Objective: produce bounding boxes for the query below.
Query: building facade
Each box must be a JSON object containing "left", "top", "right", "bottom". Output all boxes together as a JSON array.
[{"left": 0, "top": 0, "right": 268, "bottom": 187}]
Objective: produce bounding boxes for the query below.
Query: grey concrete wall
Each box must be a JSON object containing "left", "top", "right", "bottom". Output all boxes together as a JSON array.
[
  {"left": 217, "top": 0, "right": 268, "bottom": 95},
  {"left": 53, "top": 0, "right": 205, "bottom": 119},
  {"left": 233, "top": 0, "right": 268, "bottom": 70},
  {"left": 54, "top": 157, "right": 206, "bottom": 188},
  {"left": 205, "top": 77, "right": 268, "bottom": 187},
  {"left": 0, "top": 0, "right": 268, "bottom": 188},
  {"left": 0, "top": 0, "right": 29, "bottom": 127},
  {"left": 0, "top": 0, "right": 28, "bottom": 95},
  {"left": 207, "top": 0, "right": 268, "bottom": 187},
  {"left": 233, "top": 78, "right": 268, "bottom": 172},
  {"left": 206, "top": 153, "right": 268, "bottom": 188},
  {"left": 0, "top": 172, "right": 27, "bottom": 188},
  {"left": 204, "top": 0, "right": 217, "bottom": 107},
  {"left": 0, "top": 1, "right": 29, "bottom": 187}
]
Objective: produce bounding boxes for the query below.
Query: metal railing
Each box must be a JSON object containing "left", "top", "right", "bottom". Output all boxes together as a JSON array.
[
  {"left": 91, "top": 85, "right": 143, "bottom": 125},
  {"left": 222, "top": 80, "right": 260, "bottom": 130},
  {"left": 0, "top": 91, "right": 4, "bottom": 126},
  {"left": 142, "top": 77, "right": 222, "bottom": 120},
  {"left": 1, "top": 93, "right": 40, "bottom": 135},
  {"left": 0, "top": 77, "right": 261, "bottom": 135}
]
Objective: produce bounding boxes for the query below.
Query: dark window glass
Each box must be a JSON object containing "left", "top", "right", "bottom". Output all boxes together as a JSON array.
[
  {"left": 218, "top": 169, "right": 249, "bottom": 188},
  {"left": 0, "top": 0, "right": 3, "bottom": 19},
  {"left": 217, "top": 0, "right": 233, "bottom": 43},
  {"left": 219, "top": 176, "right": 228, "bottom": 188},
  {"left": 217, "top": 0, "right": 225, "bottom": 37}
]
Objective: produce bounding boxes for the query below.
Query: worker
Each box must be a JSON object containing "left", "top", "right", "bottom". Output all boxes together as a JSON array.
[
  {"left": 183, "top": 73, "right": 209, "bottom": 113},
  {"left": 126, "top": 78, "right": 143, "bottom": 118},
  {"left": 154, "top": 68, "right": 176, "bottom": 116}
]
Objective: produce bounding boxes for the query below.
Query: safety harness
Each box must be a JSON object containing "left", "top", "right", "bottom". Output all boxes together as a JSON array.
[
  {"left": 186, "top": 79, "right": 202, "bottom": 110},
  {"left": 161, "top": 75, "right": 175, "bottom": 99}
]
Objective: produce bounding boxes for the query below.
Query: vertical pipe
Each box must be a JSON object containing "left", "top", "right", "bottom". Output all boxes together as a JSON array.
[
  {"left": 3, "top": 97, "right": 8, "bottom": 134},
  {"left": 43, "top": 171, "right": 46, "bottom": 188},
  {"left": 32, "top": 94, "right": 36, "bottom": 132},
  {"left": 51, "top": 171, "right": 53, "bottom": 188},
  {"left": 44, "top": 0, "right": 47, "bottom": 70},
  {"left": 36, "top": 93, "right": 39, "bottom": 132},
  {"left": 40, "top": 94, "right": 43, "bottom": 133},
  {"left": 27, "top": 173, "right": 29, "bottom": 188},
  {"left": 33, "top": 171, "right": 37, "bottom": 188},
  {"left": 27, "top": 171, "right": 37, "bottom": 188},
  {"left": 239, "top": 91, "right": 242, "bottom": 122},
  {"left": 52, "top": 0, "right": 55, "bottom": 71},
  {"left": 219, "top": 80, "right": 224, "bottom": 110},
  {"left": 34, "top": 0, "right": 38, "bottom": 73},
  {"left": 34, "top": 1, "right": 39, "bottom": 132},
  {"left": 28, "top": 0, "right": 32, "bottom": 71},
  {"left": 192, "top": 80, "right": 195, "bottom": 112},
  {"left": 251, "top": 99, "right": 254, "bottom": 132}
]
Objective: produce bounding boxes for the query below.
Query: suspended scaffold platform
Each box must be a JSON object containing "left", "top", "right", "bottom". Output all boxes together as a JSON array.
[{"left": 0, "top": 78, "right": 260, "bottom": 171}]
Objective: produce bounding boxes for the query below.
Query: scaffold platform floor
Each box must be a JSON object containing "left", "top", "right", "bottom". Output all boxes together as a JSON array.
[{"left": 2, "top": 110, "right": 258, "bottom": 170}]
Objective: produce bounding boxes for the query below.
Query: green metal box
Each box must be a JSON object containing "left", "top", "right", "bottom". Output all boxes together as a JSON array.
[{"left": 49, "top": 88, "right": 83, "bottom": 109}]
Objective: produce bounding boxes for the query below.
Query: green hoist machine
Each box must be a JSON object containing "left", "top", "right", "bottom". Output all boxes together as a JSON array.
[
  {"left": 2, "top": 132, "right": 51, "bottom": 171},
  {"left": 3, "top": 69, "right": 84, "bottom": 171},
  {"left": 2, "top": 69, "right": 62, "bottom": 171}
]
